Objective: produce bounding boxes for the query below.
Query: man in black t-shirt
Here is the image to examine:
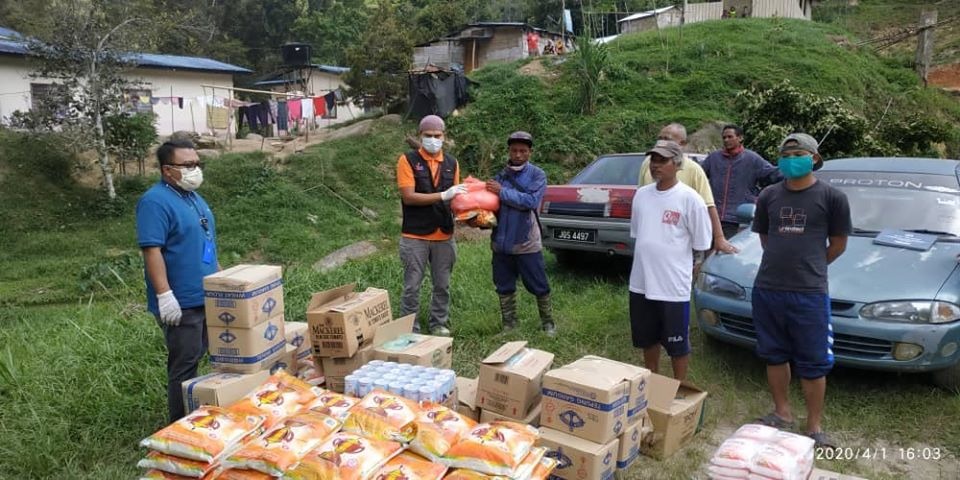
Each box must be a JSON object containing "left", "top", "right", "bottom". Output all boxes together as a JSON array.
[{"left": 751, "top": 133, "right": 852, "bottom": 449}]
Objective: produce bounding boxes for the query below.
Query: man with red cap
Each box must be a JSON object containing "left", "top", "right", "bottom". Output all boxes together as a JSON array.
[
  {"left": 396, "top": 115, "right": 466, "bottom": 336},
  {"left": 486, "top": 131, "right": 556, "bottom": 336}
]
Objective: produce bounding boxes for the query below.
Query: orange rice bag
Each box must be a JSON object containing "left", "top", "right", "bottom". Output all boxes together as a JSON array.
[
  {"left": 512, "top": 447, "right": 547, "bottom": 480},
  {"left": 527, "top": 454, "right": 559, "bottom": 480},
  {"left": 442, "top": 421, "right": 539, "bottom": 476},
  {"left": 222, "top": 411, "right": 342, "bottom": 476},
  {"left": 211, "top": 468, "right": 274, "bottom": 480},
  {"left": 140, "top": 406, "right": 265, "bottom": 462},
  {"left": 137, "top": 451, "right": 217, "bottom": 478},
  {"left": 284, "top": 432, "right": 405, "bottom": 480},
  {"left": 372, "top": 452, "right": 448, "bottom": 480},
  {"left": 342, "top": 389, "right": 420, "bottom": 443},
  {"left": 228, "top": 370, "right": 317, "bottom": 430},
  {"left": 140, "top": 469, "right": 219, "bottom": 480},
  {"left": 409, "top": 402, "right": 477, "bottom": 462},
  {"left": 307, "top": 391, "right": 362, "bottom": 422},
  {"left": 442, "top": 470, "right": 508, "bottom": 480}
]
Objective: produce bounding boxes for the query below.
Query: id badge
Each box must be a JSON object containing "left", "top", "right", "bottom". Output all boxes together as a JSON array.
[{"left": 202, "top": 239, "right": 215, "bottom": 264}]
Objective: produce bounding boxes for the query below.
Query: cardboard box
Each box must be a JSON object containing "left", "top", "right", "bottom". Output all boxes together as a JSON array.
[
  {"left": 581, "top": 356, "right": 651, "bottom": 426},
  {"left": 208, "top": 317, "right": 286, "bottom": 374},
  {"left": 306, "top": 284, "right": 392, "bottom": 358},
  {"left": 181, "top": 370, "right": 271, "bottom": 414},
  {"left": 319, "top": 314, "right": 416, "bottom": 393},
  {"left": 538, "top": 428, "right": 618, "bottom": 480},
  {"left": 477, "top": 342, "right": 554, "bottom": 419},
  {"left": 284, "top": 321, "right": 312, "bottom": 362},
  {"left": 640, "top": 373, "right": 707, "bottom": 459},
  {"left": 480, "top": 400, "right": 542, "bottom": 426},
  {"left": 540, "top": 356, "right": 633, "bottom": 444},
  {"left": 204, "top": 265, "right": 284, "bottom": 328},
  {"left": 269, "top": 344, "right": 299, "bottom": 375},
  {"left": 373, "top": 333, "right": 453, "bottom": 369},
  {"left": 456, "top": 377, "right": 480, "bottom": 421},
  {"left": 615, "top": 412, "right": 650, "bottom": 471}
]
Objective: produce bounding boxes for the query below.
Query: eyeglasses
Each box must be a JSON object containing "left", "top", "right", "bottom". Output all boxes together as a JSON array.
[{"left": 165, "top": 162, "right": 203, "bottom": 171}]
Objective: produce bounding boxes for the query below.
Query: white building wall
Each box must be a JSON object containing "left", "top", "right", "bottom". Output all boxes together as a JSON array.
[
  {"left": 750, "top": 0, "right": 807, "bottom": 20},
  {"left": 0, "top": 56, "right": 237, "bottom": 137},
  {"left": 261, "top": 70, "right": 363, "bottom": 129}
]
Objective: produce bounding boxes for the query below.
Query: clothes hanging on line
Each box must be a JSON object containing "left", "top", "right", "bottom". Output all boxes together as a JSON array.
[
  {"left": 300, "top": 98, "right": 314, "bottom": 122},
  {"left": 324, "top": 91, "right": 336, "bottom": 111},
  {"left": 277, "top": 101, "right": 289, "bottom": 131},
  {"left": 312, "top": 96, "right": 326, "bottom": 117},
  {"left": 258, "top": 100, "right": 271, "bottom": 126}
]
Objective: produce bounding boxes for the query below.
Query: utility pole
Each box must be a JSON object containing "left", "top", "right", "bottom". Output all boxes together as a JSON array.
[{"left": 915, "top": 9, "right": 937, "bottom": 86}]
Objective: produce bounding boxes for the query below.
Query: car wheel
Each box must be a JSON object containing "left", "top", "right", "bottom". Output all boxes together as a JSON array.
[{"left": 932, "top": 363, "right": 960, "bottom": 393}]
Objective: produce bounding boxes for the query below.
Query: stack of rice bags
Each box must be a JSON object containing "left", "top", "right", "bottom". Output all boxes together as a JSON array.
[
  {"left": 138, "top": 371, "right": 324, "bottom": 479},
  {"left": 138, "top": 376, "right": 558, "bottom": 480},
  {"left": 707, "top": 424, "right": 815, "bottom": 480}
]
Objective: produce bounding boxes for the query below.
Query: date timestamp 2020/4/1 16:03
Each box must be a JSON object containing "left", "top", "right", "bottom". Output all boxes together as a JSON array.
[{"left": 815, "top": 447, "right": 944, "bottom": 461}]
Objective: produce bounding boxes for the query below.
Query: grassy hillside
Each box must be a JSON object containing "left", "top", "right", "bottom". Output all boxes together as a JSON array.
[
  {"left": 815, "top": 0, "right": 960, "bottom": 65},
  {"left": 450, "top": 18, "right": 960, "bottom": 180}
]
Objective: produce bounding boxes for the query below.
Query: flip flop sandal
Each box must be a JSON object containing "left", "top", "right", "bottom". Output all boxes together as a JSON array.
[
  {"left": 755, "top": 412, "right": 795, "bottom": 430},
  {"left": 807, "top": 431, "right": 837, "bottom": 449}
]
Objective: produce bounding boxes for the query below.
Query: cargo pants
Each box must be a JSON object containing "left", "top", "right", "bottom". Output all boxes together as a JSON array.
[{"left": 399, "top": 237, "right": 456, "bottom": 333}]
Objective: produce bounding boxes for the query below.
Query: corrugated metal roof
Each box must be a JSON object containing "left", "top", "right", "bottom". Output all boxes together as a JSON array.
[
  {"left": 685, "top": 2, "right": 724, "bottom": 24},
  {"left": 252, "top": 64, "right": 349, "bottom": 86},
  {"left": 750, "top": 0, "right": 806, "bottom": 20},
  {"left": 0, "top": 35, "right": 250, "bottom": 73},
  {"left": 619, "top": 6, "right": 676, "bottom": 23}
]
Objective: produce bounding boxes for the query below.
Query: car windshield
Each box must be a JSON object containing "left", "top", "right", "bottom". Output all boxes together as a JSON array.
[
  {"left": 819, "top": 171, "right": 960, "bottom": 238},
  {"left": 570, "top": 155, "right": 644, "bottom": 185}
]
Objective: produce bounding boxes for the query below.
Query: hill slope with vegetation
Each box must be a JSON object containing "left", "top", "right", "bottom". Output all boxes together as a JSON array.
[{"left": 449, "top": 18, "right": 960, "bottom": 182}]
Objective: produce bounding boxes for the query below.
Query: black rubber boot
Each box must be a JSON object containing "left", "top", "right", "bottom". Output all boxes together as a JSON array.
[
  {"left": 537, "top": 294, "right": 557, "bottom": 337},
  {"left": 498, "top": 293, "right": 517, "bottom": 331}
]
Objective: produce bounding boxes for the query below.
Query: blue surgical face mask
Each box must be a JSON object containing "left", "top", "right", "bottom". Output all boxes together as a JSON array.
[{"left": 778, "top": 155, "right": 814, "bottom": 179}]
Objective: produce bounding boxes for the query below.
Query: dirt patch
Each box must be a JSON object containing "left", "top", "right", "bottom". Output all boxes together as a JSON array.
[
  {"left": 929, "top": 63, "right": 960, "bottom": 92},
  {"left": 519, "top": 59, "right": 560, "bottom": 80}
]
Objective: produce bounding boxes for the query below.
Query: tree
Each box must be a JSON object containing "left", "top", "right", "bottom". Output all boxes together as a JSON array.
[
  {"left": 291, "top": 0, "right": 369, "bottom": 66},
  {"left": 343, "top": 0, "right": 412, "bottom": 109},
  {"left": 24, "top": 0, "right": 166, "bottom": 200}
]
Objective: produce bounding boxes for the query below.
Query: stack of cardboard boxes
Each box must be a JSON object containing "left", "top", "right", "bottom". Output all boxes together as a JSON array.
[
  {"left": 474, "top": 341, "right": 555, "bottom": 426},
  {"left": 305, "top": 284, "right": 454, "bottom": 394},
  {"left": 182, "top": 264, "right": 292, "bottom": 413},
  {"left": 537, "top": 356, "right": 654, "bottom": 480}
]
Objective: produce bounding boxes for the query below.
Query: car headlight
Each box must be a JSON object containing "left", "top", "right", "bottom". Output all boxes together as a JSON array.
[
  {"left": 695, "top": 272, "right": 746, "bottom": 300},
  {"left": 860, "top": 301, "right": 960, "bottom": 324}
]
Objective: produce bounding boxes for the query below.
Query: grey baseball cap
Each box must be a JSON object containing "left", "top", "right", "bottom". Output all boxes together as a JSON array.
[
  {"left": 507, "top": 131, "right": 534, "bottom": 147},
  {"left": 780, "top": 132, "right": 823, "bottom": 169},
  {"left": 646, "top": 139, "right": 683, "bottom": 159}
]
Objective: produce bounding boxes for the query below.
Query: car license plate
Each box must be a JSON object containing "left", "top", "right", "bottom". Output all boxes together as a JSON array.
[{"left": 553, "top": 228, "right": 596, "bottom": 243}]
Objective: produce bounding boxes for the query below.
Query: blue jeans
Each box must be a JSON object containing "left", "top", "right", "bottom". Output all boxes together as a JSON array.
[{"left": 156, "top": 307, "right": 208, "bottom": 421}]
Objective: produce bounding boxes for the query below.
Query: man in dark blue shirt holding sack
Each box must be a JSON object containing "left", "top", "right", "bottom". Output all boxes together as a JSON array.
[
  {"left": 486, "top": 131, "right": 556, "bottom": 337},
  {"left": 136, "top": 139, "right": 219, "bottom": 422},
  {"left": 751, "top": 133, "right": 851, "bottom": 449}
]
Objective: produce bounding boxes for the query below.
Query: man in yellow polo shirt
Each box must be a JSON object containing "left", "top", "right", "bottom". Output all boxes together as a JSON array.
[
  {"left": 639, "top": 123, "right": 738, "bottom": 255},
  {"left": 396, "top": 115, "right": 467, "bottom": 335}
]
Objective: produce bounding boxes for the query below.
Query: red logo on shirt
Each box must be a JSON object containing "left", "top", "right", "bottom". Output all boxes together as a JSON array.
[{"left": 662, "top": 210, "right": 681, "bottom": 225}]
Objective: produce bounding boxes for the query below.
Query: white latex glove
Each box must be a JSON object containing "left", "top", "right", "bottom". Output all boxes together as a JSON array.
[
  {"left": 157, "top": 290, "right": 182, "bottom": 327},
  {"left": 440, "top": 184, "right": 468, "bottom": 202}
]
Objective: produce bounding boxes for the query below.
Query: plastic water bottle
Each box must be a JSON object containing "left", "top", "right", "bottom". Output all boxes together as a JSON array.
[
  {"left": 368, "top": 360, "right": 384, "bottom": 368},
  {"left": 389, "top": 381, "right": 406, "bottom": 396},
  {"left": 383, "top": 361, "right": 398, "bottom": 368},
  {"left": 418, "top": 385, "right": 437, "bottom": 403},
  {"left": 403, "top": 383, "right": 421, "bottom": 402},
  {"left": 357, "top": 377, "right": 374, "bottom": 397},
  {"left": 344, "top": 375, "right": 359, "bottom": 397},
  {"left": 374, "top": 378, "right": 390, "bottom": 393}
]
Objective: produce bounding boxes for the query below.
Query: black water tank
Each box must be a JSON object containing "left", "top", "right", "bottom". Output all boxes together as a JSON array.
[{"left": 281, "top": 43, "right": 311, "bottom": 66}]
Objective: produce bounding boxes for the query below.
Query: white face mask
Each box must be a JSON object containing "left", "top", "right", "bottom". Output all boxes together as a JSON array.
[
  {"left": 176, "top": 167, "right": 204, "bottom": 191},
  {"left": 508, "top": 164, "right": 525, "bottom": 172},
  {"left": 421, "top": 136, "right": 444, "bottom": 154}
]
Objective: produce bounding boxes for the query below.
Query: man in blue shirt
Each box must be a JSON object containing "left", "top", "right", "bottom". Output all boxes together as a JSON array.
[
  {"left": 701, "top": 124, "right": 782, "bottom": 239},
  {"left": 485, "top": 131, "right": 556, "bottom": 337},
  {"left": 136, "top": 139, "right": 219, "bottom": 421}
]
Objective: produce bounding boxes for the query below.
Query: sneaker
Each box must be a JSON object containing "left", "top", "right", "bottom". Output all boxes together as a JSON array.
[
  {"left": 432, "top": 326, "right": 451, "bottom": 337},
  {"left": 542, "top": 322, "right": 557, "bottom": 337}
]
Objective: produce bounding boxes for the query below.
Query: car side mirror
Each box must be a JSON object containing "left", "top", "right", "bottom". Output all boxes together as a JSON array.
[{"left": 736, "top": 203, "right": 756, "bottom": 224}]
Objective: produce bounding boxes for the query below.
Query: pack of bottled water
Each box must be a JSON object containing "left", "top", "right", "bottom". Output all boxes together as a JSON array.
[{"left": 343, "top": 360, "right": 456, "bottom": 404}]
